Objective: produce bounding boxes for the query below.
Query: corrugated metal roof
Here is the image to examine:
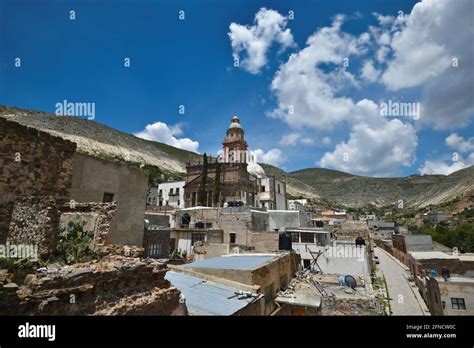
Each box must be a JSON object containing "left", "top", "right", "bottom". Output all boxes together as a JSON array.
[
  {"left": 165, "top": 271, "right": 256, "bottom": 315},
  {"left": 184, "top": 255, "right": 275, "bottom": 270}
]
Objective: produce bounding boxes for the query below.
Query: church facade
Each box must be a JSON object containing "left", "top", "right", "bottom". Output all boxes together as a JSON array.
[{"left": 184, "top": 116, "right": 287, "bottom": 209}]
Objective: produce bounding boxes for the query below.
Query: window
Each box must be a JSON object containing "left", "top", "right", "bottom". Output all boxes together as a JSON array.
[
  {"left": 176, "top": 187, "right": 180, "bottom": 194},
  {"left": 300, "top": 232, "right": 314, "bottom": 243},
  {"left": 170, "top": 188, "right": 174, "bottom": 195},
  {"left": 277, "top": 184, "right": 281, "bottom": 194},
  {"left": 230, "top": 233, "right": 236, "bottom": 244},
  {"left": 102, "top": 192, "right": 114, "bottom": 203},
  {"left": 159, "top": 189, "right": 163, "bottom": 196},
  {"left": 451, "top": 298, "right": 466, "bottom": 310},
  {"left": 261, "top": 186, "right": 266, "bottom": 192},
  {"left": 191, "top": 233, "right": 206, "bottom": 246},
  {"left": 264, "top": 284, "right": 274, "bottom": 304},
  {"left": 147, "top": 243, "right": 161, "bottom": 257},
  {"left": 291, "top": 232, "right": 299, "bottom": 243}
]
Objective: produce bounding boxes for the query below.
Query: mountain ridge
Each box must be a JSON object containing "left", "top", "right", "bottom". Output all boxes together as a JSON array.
[{"left": 1, "top": 105, "right": 472, "bottom": 208}]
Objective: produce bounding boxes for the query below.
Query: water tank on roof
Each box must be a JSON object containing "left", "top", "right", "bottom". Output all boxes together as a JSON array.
[
  {"left": 355, "top": 236, "right": 365, "bottom": 246},
  {"left": 442, "top": 268, "right": 450, "bottom": 280}
]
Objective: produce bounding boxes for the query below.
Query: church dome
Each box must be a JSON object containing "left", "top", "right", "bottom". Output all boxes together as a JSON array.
[
  {"left": 228, "top": 115, "right": 242, "bottom": 129},
  {"left": 247, "top": 161, "right": 266, "bottom": 178}
]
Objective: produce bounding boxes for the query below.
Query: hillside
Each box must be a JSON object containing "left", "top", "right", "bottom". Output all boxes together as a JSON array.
[
  {"left": 2, "top": 105, "right": 472, "bottom": 208},
  {"left": 0, "top": 106, "right": 200, "bottom": 175},
  {"left": 268, "top": 165, "right": 474, "bottom": 208}
]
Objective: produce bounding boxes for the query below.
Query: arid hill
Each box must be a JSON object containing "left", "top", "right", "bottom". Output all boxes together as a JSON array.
[{"left": 1, "top": 105, "right": 472, "bottom": 208}]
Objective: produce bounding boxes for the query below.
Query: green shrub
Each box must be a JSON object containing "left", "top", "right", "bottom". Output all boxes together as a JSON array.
[{"left": 53, "top": 217, "right": 97, "bottom": 265}]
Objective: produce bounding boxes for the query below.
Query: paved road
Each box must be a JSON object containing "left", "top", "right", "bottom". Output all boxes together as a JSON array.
[{"left": 375, "top": 247, "right": 428, "bottom": 315}]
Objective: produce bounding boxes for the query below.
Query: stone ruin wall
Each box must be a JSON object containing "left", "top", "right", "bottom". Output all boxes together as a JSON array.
[
  {"left": 0, "top": 118, "right": 77, "bottom": 243},
  {"left": 0, "top": 255, "right": 184, "bottom": 315}
]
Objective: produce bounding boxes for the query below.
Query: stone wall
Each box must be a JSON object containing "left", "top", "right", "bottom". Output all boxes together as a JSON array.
[
  {"left": 0, "top": 256, "right": 184, "bottom": 315},
  {"left": 6, "top": 198, "right": 117, "bottom": 258},
  {"left": 59, "top": 202, "right": 117, "bottom": 250},
  {"left": 7, "top": 197, "right": 62, "bottom": 256},
  {"left": 0, "top": 118, "right": 76, "bottom": 243},
  {"left": 320, "top": 296, "right": 379, "bottom": 316}
]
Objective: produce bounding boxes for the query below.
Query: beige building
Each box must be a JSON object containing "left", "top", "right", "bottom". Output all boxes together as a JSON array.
[{"left": 424, "top": 276, "right": 474, "bottom": 315}]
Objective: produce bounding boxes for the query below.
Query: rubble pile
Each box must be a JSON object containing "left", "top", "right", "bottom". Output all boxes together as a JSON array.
[{"left": 0, "top": 255, "right": 184, "bottom": 315}]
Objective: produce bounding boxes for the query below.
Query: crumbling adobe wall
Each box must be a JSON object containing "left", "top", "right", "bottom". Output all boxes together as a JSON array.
[
  {"left": 7, "top": 197, "right": 62, "bottom": 256},
  {"left": 0, "top": 203, "right": 14, "bottom": 244},
  {"left": 0, "top": 118, "right": 76, "bottom": 202},
  {"left": 6, "top": 198, "right": 117, "bottom": 258},
  {"left": 59, "top": 202, "right": 117, "bottom": 250},
  {"left": 0, "top": 118, "right": 76, "bottom": 243},
  {"left": 0, "top": 256, "right": 184, "bottom": 315},
  {"left": 321, "top": 297, "right": 380, "bottom": 316}
]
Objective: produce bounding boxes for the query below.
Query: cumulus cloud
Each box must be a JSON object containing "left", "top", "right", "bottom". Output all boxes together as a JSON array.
[
  {"left": 445, "top": 133, "right": 474, "bottom": 153},
  {"left": 228, "top": 8, "right": 294, "bottom": 74},
  {"left": 319, "top": 119, "right": 417, "bottom": 177},
  {"left": 252, "top": 148, "right": 286, "bottom": 166},
  {"left": 419, "top": 154, "right": 474, "bottom": 175},
  {"left": 372, "top": 12, "right": 394, "bottom": 26},
  {"left": 361, "top": 60, "right": 380, "bottom": 82},
  {"left": 134, "top": 122, "right": 199, "bottom": 152},
  {"left": 269, "top": 15, "right": 367, "bottom": 130},
  {"left": 380, "top": 0, "right": 473, "bottom": 129},
  {"left": 419, "top": 133, "right": 474, "bottom": 175}
]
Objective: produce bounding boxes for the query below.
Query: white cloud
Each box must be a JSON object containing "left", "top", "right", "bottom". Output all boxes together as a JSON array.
[
  {"left": 445, "top": 133, "right": 474, "bottom": 153},
  {"left": 419, "top": 133, "right": 474, "bottom": 175},
  {"left": 134, "top": 122, "right": 199, "bottom": 152},
  {"left": 269, "top": 15, "right": 367, "bottom": 130},
  {"left": 373, "top": 12, "right": 394, "bottom": 26},
  {"left": 419, "top": 154, "right": 474, "bottom": 175},
  {"left": 361, "top": 60, "right": 380, "bottom": 82},
  {"left": 380, "top": 0, "right": 473, "bottom": 129},
  {"left": 322, "top": 136, "right": 331, "bottom": 145},
  {"left": 279, "top": 132, "right": 299, "bottom": 146},
  {"left": 252, "top": 148, "right": 286, "bottom": 166},
  {"left": 279, "top": 132, "right": 314, "bottom": 146},
  {"left": 228, "top": 8, "right": 294, "bottom": 74},
  {"left": 319, "top": 119, "right": 417, "bottom": 177}
]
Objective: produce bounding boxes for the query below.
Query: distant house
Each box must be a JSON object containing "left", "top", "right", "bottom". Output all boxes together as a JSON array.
[{"left": 148, "top": 181, "right": 185, "bottom": 208}]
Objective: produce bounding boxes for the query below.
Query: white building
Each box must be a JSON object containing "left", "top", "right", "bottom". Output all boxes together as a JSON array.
[
  {"left": 147, "top": 181, "right": 185, "bottom": 208},
  {"left": 288, "top": 199, "right": 307, "bottom": 211},
  {"left": 286, "top": 227, "right": 332, "bottom": 268}
]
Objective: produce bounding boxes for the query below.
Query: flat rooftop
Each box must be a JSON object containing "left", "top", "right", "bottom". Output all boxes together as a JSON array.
[
  {"left": 165, "top": 271, "right": 259, "bottom": 315},
  {"left": 409, "top": 251, "right": 458, "bottom": 260},
  {"left": 184, "top": 254, "right": 277, "bottom": 271}
]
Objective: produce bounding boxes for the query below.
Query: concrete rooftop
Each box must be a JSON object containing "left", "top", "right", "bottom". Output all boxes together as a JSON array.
[{"left": 184, "top": 254, "right": 277, "bottom": 270}]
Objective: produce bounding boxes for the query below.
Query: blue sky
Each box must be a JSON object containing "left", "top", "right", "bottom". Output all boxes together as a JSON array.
[{"left": 1, "top": 0, "right": 472, "bottom": 177}]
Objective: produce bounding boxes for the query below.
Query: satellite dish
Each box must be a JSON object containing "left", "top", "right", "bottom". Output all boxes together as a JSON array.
[{"left": 344, "top": 275, "right": 357, "bottom": 289}]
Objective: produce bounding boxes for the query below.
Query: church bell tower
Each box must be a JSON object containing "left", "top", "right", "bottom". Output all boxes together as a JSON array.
[{"left": 222, "top": 116, "right": 249, "bottom": 163}]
